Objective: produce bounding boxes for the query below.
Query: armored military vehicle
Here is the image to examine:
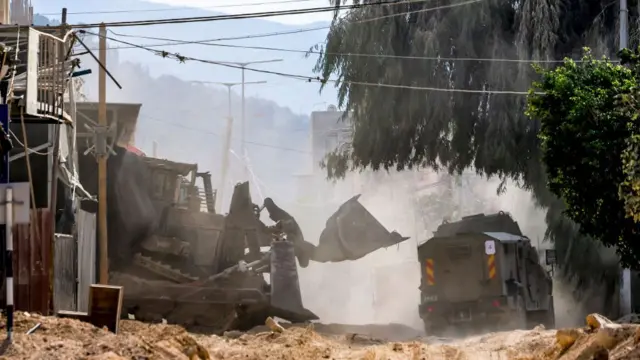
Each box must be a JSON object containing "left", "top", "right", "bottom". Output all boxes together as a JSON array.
[{"left": 417, "top": 212, "right": 554, "bottom": 335}]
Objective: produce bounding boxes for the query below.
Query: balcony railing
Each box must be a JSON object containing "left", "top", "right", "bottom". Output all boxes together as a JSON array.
[{"left": 0, "top": 26, "right": 75, "bottom": 123}]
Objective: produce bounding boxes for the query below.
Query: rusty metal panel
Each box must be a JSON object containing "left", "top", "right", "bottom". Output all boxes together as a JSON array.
[
  {"left": 53, "top": 233, "right": 76, "bottom": 312},
  {"left": 13, "top": 209, "right": 53, "bottom": 314},
  {"left": 76, "top": 210, "right": 96, "bottom": 312}
]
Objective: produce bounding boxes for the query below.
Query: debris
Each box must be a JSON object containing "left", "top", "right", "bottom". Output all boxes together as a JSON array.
[
  {"left": 346, "top": 333, "right": 384, "bottom": 346},
  {"left": 556, "top": 328, "right": 582, "bottom": 350},
  {"left": 223, "top": 330, "right": 243, "bottom": 339},
  {"left": 4, "top": 310, "right": 640, "bottom": 359},
  {"left": 26, "top": 322, "right": 41, "bottom": 335},
  {"left": 265, "top": 316, "right": 284, "bottom": 333},
  {"left": 86, "top": 352, "right": 128, "bottom": 360},
  {"left": 587, "top": 313, "right": 619, "bottom": 330},
  {"left": 617, "top": 313, "right": 640, "bottom": 324}
]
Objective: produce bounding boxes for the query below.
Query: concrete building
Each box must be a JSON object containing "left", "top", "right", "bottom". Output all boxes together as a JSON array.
[{"left": 310, "top": 104, "right": 352, "bottom": 171}]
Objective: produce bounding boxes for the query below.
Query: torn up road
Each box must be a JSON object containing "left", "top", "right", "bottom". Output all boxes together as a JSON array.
[{"left": 1, "top": 312, "right": 640, "bottom": 359}]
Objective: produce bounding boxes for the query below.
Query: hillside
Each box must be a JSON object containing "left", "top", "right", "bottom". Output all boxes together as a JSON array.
[
  {"left": 31, "top": 0, "right": 336, "bottom": 113},
  {"left": 33, "top": 11, "right": 316, "bottom": 207}
]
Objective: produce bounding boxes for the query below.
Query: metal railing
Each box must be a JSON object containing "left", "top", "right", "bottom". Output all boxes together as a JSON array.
[
  {"left": 198, "top": 187, "right": 217, "bottom": 213},
  {"left": 0, "top": 26, "right": 75, "bottom": 122}
]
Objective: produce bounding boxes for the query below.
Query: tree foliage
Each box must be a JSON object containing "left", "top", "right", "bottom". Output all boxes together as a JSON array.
[
  {"left": 527, "top": 51, "right": 640, "bottom": 267},
  {"left": 619, "top": 50, "right": 640, "bottom": 226},
  {"left": 315, "top": 0, "right": 635, "bottom": 298}
]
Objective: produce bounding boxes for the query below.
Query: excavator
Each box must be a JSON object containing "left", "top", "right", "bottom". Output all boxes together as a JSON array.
[{"left": 104, "top": 149, "right": 409, "bottom": 333}]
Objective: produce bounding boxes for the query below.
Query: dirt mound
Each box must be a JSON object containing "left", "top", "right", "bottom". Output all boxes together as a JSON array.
[
  {"left": 207, "top": 323, "right": 557, "bottom": 360},
  {"left": 0, "top": 312, "right": 209, "bottom": 360},
  {"left": 248, "top": 322, "right": 426, "bottom": 342},
  {"left": 2, "top": 311, "right": 638, "bottom": 359},
  {"left": 516, "top": 314, "right": 640, "bottom": 360}
]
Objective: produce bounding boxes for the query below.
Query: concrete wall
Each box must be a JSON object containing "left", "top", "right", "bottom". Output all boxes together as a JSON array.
[{"left": 310, "top": 108, "right": 351, "bottom": 173}]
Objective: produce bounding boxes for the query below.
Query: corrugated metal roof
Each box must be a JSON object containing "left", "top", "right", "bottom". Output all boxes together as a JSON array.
[
  {"left": 483, "top": 232, "right": 528, "bottom": 243},
  {"left": 139, "top": 157, "right": 197, "bottom": 176}
]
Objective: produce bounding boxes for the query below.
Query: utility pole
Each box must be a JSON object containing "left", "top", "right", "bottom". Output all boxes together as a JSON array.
[
  {"left": 619, "top": 0, "right": 632, "bottom": 317},
  {"left": 620, "top": 0, "right": 629, "bottom": 50},
  {"left": 215, "top": 59, "right": 282, "bottom": 179},
  {"left": 190, "top": 80, "right": 266, "bottom": 212},
  {"left": 97, "top": 23, "right": 108, "bottom": 284}
]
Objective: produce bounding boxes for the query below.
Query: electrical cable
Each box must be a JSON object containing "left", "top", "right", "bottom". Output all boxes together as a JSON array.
[
  {"left": 40, "top": 0, "right": 321, "bottom": 16},
  {"left": 40, "top": 0, "right": 480, "bottom": 29},
  {"left": 76, "top": 0, "right": 480, "bottom": 54},
  {"left": 8, "top": 130, "right": 51, "bottom": 156},
  {"left": 85, "top": 31, "right": 533, "bottom": 95},
  {"left": 107, "top": 31, "right": 584, "bottom": 64}
]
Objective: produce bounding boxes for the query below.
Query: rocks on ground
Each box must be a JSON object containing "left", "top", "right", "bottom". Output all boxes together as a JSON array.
[{"left": 516, "top": 313, "right": 640, "bottom": 360}]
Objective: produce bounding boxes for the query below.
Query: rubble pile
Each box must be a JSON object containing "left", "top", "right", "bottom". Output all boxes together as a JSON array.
[
  {"left": 517, "top": 313, "right": 640, "bottom": 360},
  {"left": 0, "top": 312, "right": 210, "bottom": 360},
  {"left": 1, "top": 311, "right": 639, "bottom": 359}
]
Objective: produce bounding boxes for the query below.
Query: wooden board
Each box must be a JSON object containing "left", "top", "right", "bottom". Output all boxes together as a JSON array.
[
  {"left": 88, "top": 285, "right": 123, "bottom": 333},
  {"left": 57, "top": 310, "right": 90, "bottom": 321}
]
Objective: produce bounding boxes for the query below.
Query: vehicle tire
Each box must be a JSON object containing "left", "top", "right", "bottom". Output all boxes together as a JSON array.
[
  {"left": 511, "top": 296, "right": 528, "bottom": 330},
  {"left": 423, "top": 320, "right": 444, "bottom": 337}
]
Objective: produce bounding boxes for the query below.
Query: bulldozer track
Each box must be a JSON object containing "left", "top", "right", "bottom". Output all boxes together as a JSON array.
[{"left": 133, "top": 253, "right": 199, "bottom": 283}]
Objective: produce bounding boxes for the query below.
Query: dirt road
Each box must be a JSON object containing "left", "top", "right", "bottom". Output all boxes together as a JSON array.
[{"left": 0, "top": 312, "right": 638, "bottom": 359}]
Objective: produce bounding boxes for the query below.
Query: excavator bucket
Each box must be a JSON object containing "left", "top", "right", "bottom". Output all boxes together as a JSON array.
[{"left": 311, "top": 195, "right": 409, "bottom": 263}]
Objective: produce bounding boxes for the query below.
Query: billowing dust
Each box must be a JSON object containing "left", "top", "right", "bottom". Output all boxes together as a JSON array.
[
  {"left": 1, "top": 312, "right": 639, "bottom": 360},
  {"left": 296, "top": 171, "right": 550, "bottom": 328}
]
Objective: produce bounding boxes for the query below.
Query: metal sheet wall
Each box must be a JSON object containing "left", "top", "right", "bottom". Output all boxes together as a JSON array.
[
  {"left": 76, "top": 210, "right": 96, "bottom": 312},
  {"left": 13, "top": 209, "right": 53, "bottom": 314},
  {"left": 53, "top": 233, "right": 76, "bottom": 312}
]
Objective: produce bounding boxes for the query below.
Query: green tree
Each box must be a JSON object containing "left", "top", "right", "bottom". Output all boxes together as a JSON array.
[
  {"left": 527, "top": 51, "right": 640, "bottom": 266},
  {"left": 314, "top": 0, "right": 632, "bottom": 302}
]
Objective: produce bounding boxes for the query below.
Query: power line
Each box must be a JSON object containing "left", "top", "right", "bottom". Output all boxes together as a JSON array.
[
  {"left": 139, "top": 114, "right": 311, "bottom": 154},
  {"left": 108, "top": 31, "right": 579, "bottom": 64},
  {"left": 40, "top": 0, "right": 319, "bottom": 16},
  {"left": 85, "top": 31, "right": 532, "bottom": 95},
  {"left": 74, "top": 0, "right": 479, "bottom": 52},
  {"left": 51, "top": 0, "right": 479, "bottom": 29},
  {"left": 107, "top": 26, "right": 329, "bottom": 46}
]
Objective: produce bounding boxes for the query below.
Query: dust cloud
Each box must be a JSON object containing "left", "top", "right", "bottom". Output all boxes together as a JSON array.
[{"left": 293, "top": 168, "right": 577, "bottom": 330}]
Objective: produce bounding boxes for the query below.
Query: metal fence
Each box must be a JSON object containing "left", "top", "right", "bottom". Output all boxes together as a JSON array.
[
  {"left": 53, "top": 233, "right": 76, "bottom": 312},
  {"left": 76, "top": 210, "right": 96, "bottom": 312}
]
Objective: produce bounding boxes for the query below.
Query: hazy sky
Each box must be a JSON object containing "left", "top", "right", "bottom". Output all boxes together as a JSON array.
[{"left": 145, "top": 0, "right": 334, "bottom": 25}]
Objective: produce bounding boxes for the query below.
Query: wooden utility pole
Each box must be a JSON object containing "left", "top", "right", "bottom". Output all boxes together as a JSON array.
[{"left": 98, "top": 23, "right": 108, "bottom": 284}]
